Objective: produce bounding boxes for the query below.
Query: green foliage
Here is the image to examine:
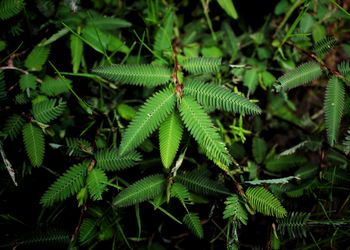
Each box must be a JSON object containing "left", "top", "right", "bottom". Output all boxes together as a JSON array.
[
  {"left": 180, "top": 95, "right": 232, "bottom": 166},
  {"left": 70, "top": 34, "right": 83, "bottom": 73},
  {"left": 79, "top": 218, "right": 97, "bottom": 246},
  {"left": 324, "top": 77, "right": 345, "bottom": 146},
  {"left": 223, "top": 195, "right": 248, "bottom": 225},
  {"left": 337, "top": 61, "right": 350, "bottom": 83},
  {"left": 32, "top": 98, "right": 67, "bottom": 124},
  {"left": 159, "top": 112, "right": 183, "bottom": 169},
  {"left": 119, "top": 88, "right": 176, "bottom": 155},
  {"left": 252, "top": 137, "right": 267, "bottom": 164},
  {"left": 40, "top": 162, "right": 87, "bottom": 207},
  {"left": 22, "top": 123, "right": 45, "bottom": 167},
  {"left": 95, "top": 149, "right": 142, "bottom": 171},
  {"left": 276, "top": 62, "right": 323, "bottom": 92},
  {"left": 66, "top": 137, "right": 92, "bottom": 157},
  {"left": 278, "top": 212, "right": 310, "bottom": 238},
  {"left": 92, "top": 64, "right": 172, "bottom": 87},
  {"left": 0, "top": 70, "right": 6, "bottom": 101},
  {"left": 2, "top": 114, "right": 25, "bottom": 140},
  {"left": 154, "top": 10, "right": 174, "bottom": 56},
  {"left": 0, "top": 0, "right": 24, "bottom": 20},
  {"left": 183, "top": 213, "right": 204, "bottom": 239},
  {"left": 40, "top": 77, "right": 71, "bottom": 96},
  {"left": 19, "top": 74, "right": 36, "bottom": 92},
  {"left": 87, "top": 168, "right": 108, "bottom": 200},
  {"left": 182, "top": 57, "right": 221, "bottom": 74},
  {"left": 183, "top": 80, "right": 261, "bottom": 115},
  {"left": 246, "top": 187, "right": 287, "bottom": 218},
  {"left": 24, "top": 46, "right": 50, "bottom": 71},
  {"left": 313, "top": 36, "right": 336, "bottom": 58},
  {"left": 343, "top": 128, "right": 350, "bottom": 154},
  {"left": 113, "top": 174, "right": 166, "bottom": 207},
  {"left": 175, "top": 171, "right": 230, "bottom": 195},
  {"left": 266, "top": 155, "right": 307, "bottom": 172},
  {"left": 170, "top": 182, "right": 192, "bottom": 205}
]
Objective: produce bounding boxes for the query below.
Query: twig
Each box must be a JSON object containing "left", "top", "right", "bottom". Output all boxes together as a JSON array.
[{"left": 0, "top": 141, "right": 18, "bottom": 186}]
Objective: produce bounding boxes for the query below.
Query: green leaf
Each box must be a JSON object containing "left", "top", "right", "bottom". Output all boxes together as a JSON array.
[
  {"left": 19, "top": 74, "right": 37, "bottom": 91},
  {"left": 277, "top": 212, "right": 310, "bottom": 238},
  {"left": 179, "top": 95, "right": 232, "bottom": 166},
  {"left": 252, "top": 137, "right": 267, "bottom": 164},
  {"left": 119, "top": 88, "right": 176, "bottom": 155},
  {"left": 40, "top": 162, "right": 87, "bottom": 207},
  {"left": 183, "top": 80, "right": 261, "bottom": 115},
  {"left": 217, "top": 0, "right": 238, "bottom": 19},
  {"left": 266, "top": 155, "right": 307, "bottom": 173},
  {"left": 70, "top": 34, "right": 83, "bottom": 73},
  {"left": 276, "top": 62, "right": 322, "bottom": 92},
  {"left": 32, "top": 98, "right": 67, "bottom": 124},
  {"left": 87, "top": 168, "right": 108, "bottom": 200},
  {"left": 117, "top": 103, "right": 136, "bottom": 121},
  {"left": 0, "top": 0, "right": 24, "bottom": 20},
  {"left": 24, "top": 46, "right": 50, "bottom": 71},
  {"left": 86, "top": 16, "right": 131, "bottom": 30},
  {"left": 93, "top": 64, "right": 172, "bottom": 87},
  {"left": 2, "top": 114, "right": 25, "bottom": 140},
  {"left": 40, "top": 76, "right": 71, "bottom": 96},
  {"left": 66, "top": 137, "right": 92, "bottom": 157},
  {"left": 246, "top": 186, "right": 287, "bottom": 218},
  {"left": 313, "top": 36, "right": 336, "bottom": 58},
  {"left": 243, "top": 68, "right": 259, "bottom": 94},
  {"left": 159, "top": 112, "right": 184, "bottom": 169},
  {"left": 154, "top": 10, "right": 174, "bottom": 56},
  {"left": 223, "top": 195, "right": 248, "bottom": 225},
  {"left": 22, "top": 123, "right": 45, "bottom": 167},
  {"left": 95, "top": 149, "right": 142, "bottom": 171},
  {"left": 113, "top": 174, "right": 166, "bottom": 207},
  {"left": 170, "top": 182, "right": 192, "bottom": 205},
  {"left": 79, "top": 218, "right": 97, "bottom": 246},
  {"left": 182, "top": 57, "right": 221, "bottom": 74},
  {"left": 183, "top": 213, "right": 204, "bottom": 239},
  {"left": 324, "top": 77, "right": 345, "bottom": 146}
]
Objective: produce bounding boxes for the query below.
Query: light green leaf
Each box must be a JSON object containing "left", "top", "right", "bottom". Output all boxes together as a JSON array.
[{"left": 217, "top": 0, "right": 238, "bottom": 19}]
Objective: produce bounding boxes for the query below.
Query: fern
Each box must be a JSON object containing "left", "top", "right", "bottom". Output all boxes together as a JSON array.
[
  {"left": 87, "top": 168, "right": 108, "bottom": 200},
  {"left": 252, "top": 137, "right": 267, "bottom": 164},
  {"left": 40, "top": 162, "right": 87, "bottom": 207},
  {"left": 32, "top": 98, "right": 67, "bottom": 124},
  {"left": 179, "top": 95, "right": 232, "bottom": 166},
  {"left": 22, "top": 123, "right": 45, "bottom": 167},
  {"left": 159, "top": 112, "right": 183, "bottom": 169},
  {"left": 183, "top": 80, "right": 261, "bottom": 115},
  {"left": 324, "top": 77, "right": 345, "bottom": 146},
  {"left": 171, "top": 182, "right": 192, "bottom": 205},
  {"left": 337, "top": 61, "right": 350, "bottom": 83},
  {"left": 24, "top": 46, "right": 50, "bottom": 71},
  {"left": 246, "top": 186, "right": 287, "bottom": 218},
  {"left": 15, "top": 92, "right": 30, "bottom": 104},
  {"left": 119, "top": 88, "right": 176, "bottom": 155},
  {"left": 92, "top": 64, "right": 172, "bottom": 87},
  {"left": 0, "top": 70, "right": 6, "bottom": 101},
  {"left": 223, "top": 195, "right": 248, "bottom": 225},
  {"left": 276, "top": 62, "right": 322, "bottom": 92},
  {"left": 66, "top": 137, "right": 92, "bottom": 157},
  {"left": 277, "top": 212, "right": 310, "bottom": 238},
  {"left": 19, "top": 73, "right": 37, "bottom": 91},
  {"left": 183, "top": 213, "right": 204, "bottom": 239},
  {"left": 313, "top": 36, "right": 336, "bottom": 58},
  {"left": 154, "top": 10, "right": 174, "bottom": 56},
  {"left": 79, "top": 218, "right": 97, "bottom": 246},
  {"left": 2, "top": 114, "right": 25, "bottom": 140},
  {"left": 182, "top": 57, "right": 221, "bottom": 74},
  {"left": 0, "top": 0, "right": 24, "bottom": 20},
  {"left": 40, "top": 76, "right": 71, "bottom": 96},
  {"left": 95, "top": 148, "right": 142, "bottom": 171},
  {"left": 266, "top": 155, "right": 307, "bottom": 172},
  {"left": 175, "top": 171, "right": 230, "bottom": 195},
  {"left": 113, "top": 174, "right": 166, "bottom": 207}
]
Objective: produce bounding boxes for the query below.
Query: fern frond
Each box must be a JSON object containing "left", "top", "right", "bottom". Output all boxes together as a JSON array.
[
  {"left": 40, "top": 77, "right": 71, "bottom": 96},
  {"left": 171, "top": 182, "right": 192, "bottom": 205},
  {"left": 324, "top": 77, "right": 345, "bottom": 146},
  {"left": 113, "top": 174, "right": 166, "bottom": 207},
  {"left": 0, "top": 71, "right": 6, "bottom": 101},
  {"left": 179, "top": 95, "right": 232, "bottom": 166},
  {"left": 223, "top": 195, "right": 248, "bottom": 225},
  {"left": 276, "top": 62, "right": 322, "bottom": 92},
  {"left": 277, "top": 212, "right": 310, "bottom": 238},
  {"left": 40, "top": 162, "right": 87, "bottom": 207},
  {"left": 79, "top": 218, "right": 97, "bottom": 246},
  {"left": 159, "top": 112, "right": 183, "bottom": 169},
  {"left": 252, "top": 137, "right": 267, "bottom": 164},
  {"left": 66, "top": 137, "right": 92, "bottom": 157},
  {"left": 337, "top": 61, "right": 350, "bottom": 83},
  {"left": 266, "top": 155, "right": 307, "bottom": 172},
  {"left": 2, "top": 114, "right": 25, "bottom": 140},
  {"left": 32, "top": 98, "right": 67, "bottom": 124},
  {"left": 119, "top": 88, "right": 176, "bottom": 155},
  {"left": 92, "top": 64, "right": 172, "bottom": 87},
  {"left": 24, "top": 46, "right": 50, "bottom": 71},
  {"left": 87, "top": 168, "right": 108, "bottom": 200},
  {"left": 183, "top": 80, "right": 261, "bottom": 115},
  {"left": 182, "top": 57, "right": 221, "bottom": 74},
  {"left": 0, "top": 0, "right": 24, "bottom": 20},
  {"left": 246, "top": 186, "right": 287, "bottom": 218},
  {"left": 19, "top": 74, "right": 37, "bottom": 91},
  {"left": 15, "top": 92, "right": 30, "bottom": 104},
  {"left": 22, "top": 123, "right": 45, "bottom": 167},
  {"left": 343, "top": 128, "right": 350, "bottom": 154},
  {"left": 183, "top": 213, "right": 204, "bottom": 239},
  {"left": 11, "top": 229, "right": 70, "bottom": 248},
  {"left": 313, "top": 36, "right": 336, "bottom": 58},
  {"left": 175, "top": 171, "right": 230, "bottom": 195},
  {"left": 154, "top": 11, "right": 174, "bottom": 56},
  {"left": 95, "top": 148, "right": 142, "bottom": 171}
]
